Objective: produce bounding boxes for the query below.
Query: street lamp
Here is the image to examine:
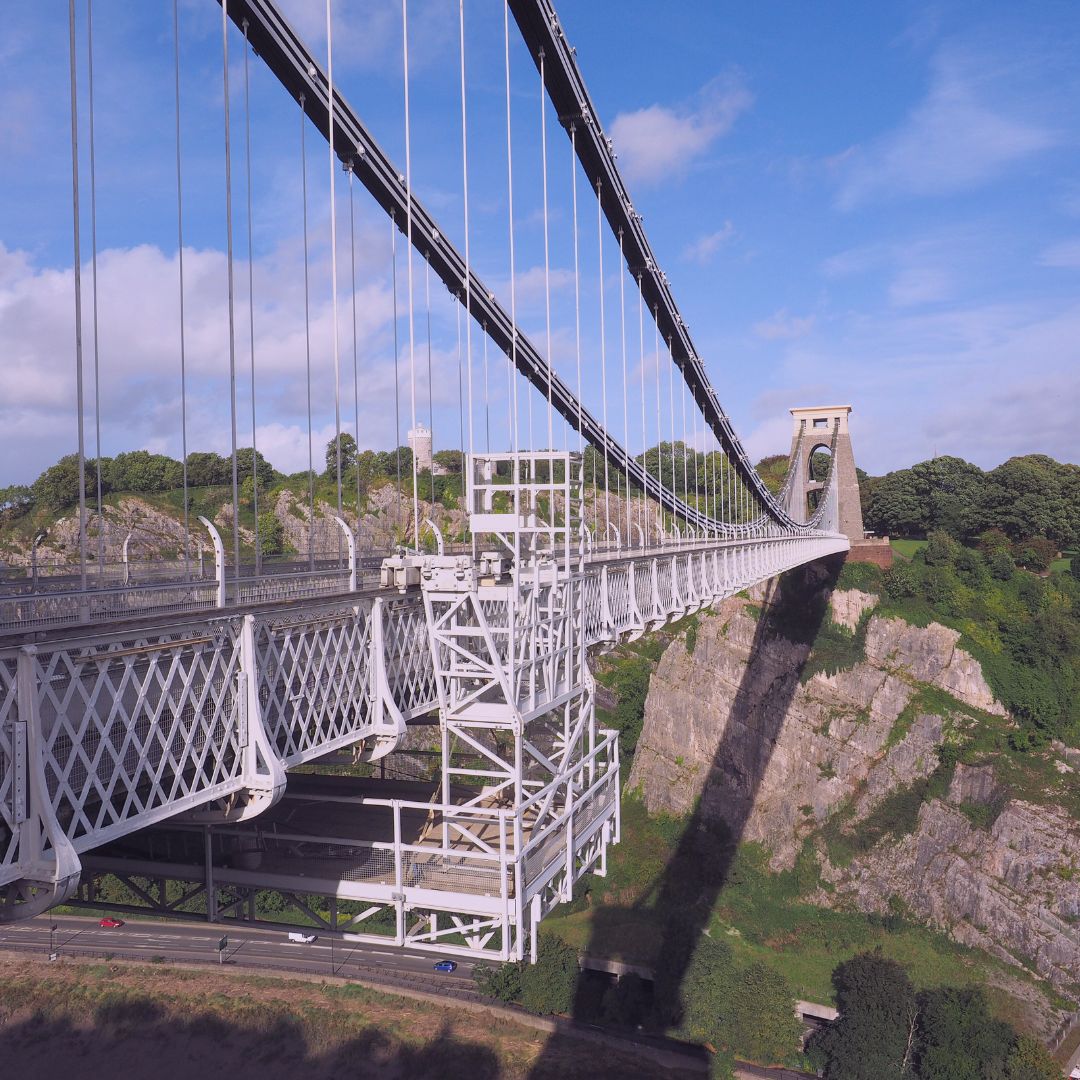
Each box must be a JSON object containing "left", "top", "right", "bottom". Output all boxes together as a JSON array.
[
  {"left": 49, "top": 922, "right": 58, "bottom": 962},
  {"left": 31, "top": 531, "right": 47, "bottom": 591}
]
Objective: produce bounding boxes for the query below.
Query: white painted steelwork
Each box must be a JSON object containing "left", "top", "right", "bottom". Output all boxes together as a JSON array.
[{"left": 1, "top": 454, "right": 845, "bottom": 950}]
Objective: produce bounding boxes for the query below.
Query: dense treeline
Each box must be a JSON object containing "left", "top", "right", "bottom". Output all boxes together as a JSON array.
[
  {"left": 0, "top": 439, "right": 448, "bottom": 520},
  {"left": 863, "top": 453, "right": 1080, "bottom": 548},
  {"left": 808, "top": 951, "right": 1060, "bottom": 1079},
  {"left": 874, "top": 531, "right": 1080, "bottom": 745}
]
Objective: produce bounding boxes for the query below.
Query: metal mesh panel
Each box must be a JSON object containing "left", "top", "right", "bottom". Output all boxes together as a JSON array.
[
  {"left": 606, "top": 567, "right": 631, "bottom": 634},
  {"left": 34, "top": 631, "right": 245, "bottom": 848},
  {"left": 0, "top": 657, "right": 20, "bottom": 876},
  {"left": 233, "top": 570, "right": 351, "bottom": 606},
  {"left": 634, "top": 562, "right": 657, "bottom": 621},
  {"left": 582, "top": 573, "right": 604, "bottom": 643},
  {"left": 382, "top": 601, "right": 437, "bottom": 719},
  {"left": 256, "top": 603, "right": 375, "bottom": 766},
  {"left": 402, "top": 850, "right": 503, "bottom": 896},
  {"left": 0, "top": 582, "right": 219, "bottom": 635},
  {"left": 676, "top": 556, "right": 692, "bottom": 605}
]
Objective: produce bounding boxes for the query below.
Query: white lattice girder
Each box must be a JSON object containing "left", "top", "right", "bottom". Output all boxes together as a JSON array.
[{"left": 0, "top": 529, "right": 846, "bottom": 923}]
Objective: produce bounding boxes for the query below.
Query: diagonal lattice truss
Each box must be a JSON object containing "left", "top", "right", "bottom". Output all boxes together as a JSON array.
[{"left": 1, "top": 517, "right": 845, "bottom": 927}]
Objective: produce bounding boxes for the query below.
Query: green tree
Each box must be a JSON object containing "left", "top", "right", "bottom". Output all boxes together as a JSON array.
[
  {"left": 924, "top": 530, "right": 960, "bottom": 566},
  {"left": 1013, "top": 536, "right": 1057, "bottom": 573},
  {"left": 257, "top": 512, "right": 285, "bottom": 557},
  {"left": 1004, "top": 1034, "right": 1062, "bottom": 1080},
  {"left": 681, "top": 934, "right": 801, "bottom": 1065},
  {"left": 915, "top": 986, "right": 1012, "bottom": 1080},
  {"left": 865, "top": 469, "right": 924, "bottom": 537},
  {"left": 32, "top": 454, "right": 90, "bottom": 511},
  {"left": 107, "top": 450, "right": 183, "bottom": 492},
  {"left": 754, "top": 454, "right": 789, "bottom": 496},
  {"left": 239, "top": 474, "right": 264, "bottom": 508},
  {"left": 984, "top": 455, "right": 1078, "bottom": 546},
  {"left": 0, "top": 484, "right": 35, "bottom": 520},
  {"left": 324, "top": 433, "right": 357, "bottom": 478},
  {"left": 473, "top": 960, "right": 523, "bottom": 1003},
  {"left": 987, "top": 548, "right": 1015, "bottom": 581},
  {"left": 433, "top": 449, "right": 464, "bottom": 474},
  {"left": 883, "top": 561, "right": 919, "bottom": 599},
  {"left": 354, "top": 449, "right": 382, "bottom": 496},
  {"left": 185, "top": 451, "right": 231, "bottom": 487},
  {"left": 518, "top": 932, "right": 578, "bottom": 1015},
  {"left": 808, "top": 951, "right": 918, "bottom": 1079},
  {"left": 236, "top": 447, "right": 276, "bottom": 487},
  {"left": 912, "top": 456, "right": 987, "bottom": 539}
]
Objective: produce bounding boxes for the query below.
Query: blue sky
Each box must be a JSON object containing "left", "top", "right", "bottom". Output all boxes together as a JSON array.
[{"left": 1, "top": 0, "right": 1078, "bottom": 485}]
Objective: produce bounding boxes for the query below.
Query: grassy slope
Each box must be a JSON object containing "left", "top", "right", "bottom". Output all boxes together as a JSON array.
[
  {"left": 546, "top": 798, "right": 1063, "bottom": 1031},
  {"left": 891, "top": 537, "right": 928, "bottom": 559},
  {"left": 0, "top": 955, "right": 685, "bottom": 1080}
]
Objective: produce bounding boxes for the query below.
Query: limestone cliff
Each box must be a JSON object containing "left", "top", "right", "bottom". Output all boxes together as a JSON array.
[{"left": 628, "top": 577, "right": 1080, "bottom": 993}]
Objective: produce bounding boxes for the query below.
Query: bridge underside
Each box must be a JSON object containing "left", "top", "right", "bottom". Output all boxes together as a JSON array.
[{"left": 72, "top": 770, "right": 613, "bottom": 960}]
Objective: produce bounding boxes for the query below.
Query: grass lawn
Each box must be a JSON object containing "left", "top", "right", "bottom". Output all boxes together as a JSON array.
[
  {"left": 0, "top": 953, "right": 676, "bottom": 1079},
  {"left": 1051, "top": 548, "right": 1076, "bottom": 574},
  {"left": 890, "top": 537, "right": 927, "bottom": 559}
]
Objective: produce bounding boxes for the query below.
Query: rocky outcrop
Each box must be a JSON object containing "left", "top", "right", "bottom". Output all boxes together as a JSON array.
[
  {"left": 865, "top": 617, "right": 1007, "bottom": 716},
  {"left": 629, "top": 587, "right": 966, "bottom": 866},
  {"left": 823, "top": 794, "right": 1080, "bottom": 988},
  {"left": 629, "top": 583, "right": 1080, "bottom": 994},
  {"left": 828, "top": 587, "right": 878, "bottom": 631}
]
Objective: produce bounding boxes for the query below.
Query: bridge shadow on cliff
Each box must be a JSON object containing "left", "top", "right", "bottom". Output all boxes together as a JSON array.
[{"left": 529, "top": 554, "right": 845, "bottom": 1075}]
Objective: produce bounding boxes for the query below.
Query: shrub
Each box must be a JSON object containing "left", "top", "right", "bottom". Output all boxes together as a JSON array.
[
  {"left": 924, "top": 530, "right": 960, "bottom": 566},
  {"left": 681, "top": 934, "right": 801, "bottom": 1065},
  {"left": 807, "top": 951, "right": 917, "bottom": 1078},
  {"left": 883, "top": 562, "right": 919, "bottom": 599},
  {"left": 473, "top": 960, "right": 523, "bottom": 1003},
  {"left": 519, "top": 933, "right": 579, "bottom": 1015},
  {"left": 1014, "top": 536, "right": 1057, "bottom": 573}
]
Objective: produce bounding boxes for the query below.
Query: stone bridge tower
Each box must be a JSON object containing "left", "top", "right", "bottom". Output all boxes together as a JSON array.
[{"left": 787, "top": 405, "right": 864, "bottom": 544}]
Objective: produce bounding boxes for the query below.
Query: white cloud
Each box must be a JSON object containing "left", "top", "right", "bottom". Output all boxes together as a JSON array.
[
  {"left": 783, "top": 300, "right": 1080, "bottom": 471},
  {"left": 0, "top": 237, "right": 477, "bottom": 483},
  {"left": 609, "top": 74, "right": 752, "bottom": 188},
  {"left": 820, "top": 244, "right": 886, "bottom": 279},
  {"left": 888, "top": 265, "right": 952, "bottom": 307},
  {"left": 1038, "top": 238, "right": 1080, "bottom": 268},
  {"left": 273, "top": 0, "right": 453, "bottom": 74},
  {"left": 741, "top": 414, "right": 795, "bottom": 464},
  {"left": 753, "top": 309, "right": 815, "bottom": 340},
  {"left": 682, "top": 222, "right": 735, "bottom": 265},
  {"left": 835, "top": 51, "right": 1056, "bottom": 209}
]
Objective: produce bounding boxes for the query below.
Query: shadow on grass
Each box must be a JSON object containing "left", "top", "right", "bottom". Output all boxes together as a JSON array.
[
  {"left": 0, "top": 995, "right": 502, "bottom": 1080},
  {"left": 536, "top": 556, "right": 844, "bottom": 1070}
]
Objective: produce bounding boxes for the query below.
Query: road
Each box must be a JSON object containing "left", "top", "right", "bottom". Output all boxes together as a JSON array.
[
  {"left": 0, "top": 915, "right": 478, "bottom": 994},
  {"left": 0, "top": 916, "right": 820, "bottom": 1078}
]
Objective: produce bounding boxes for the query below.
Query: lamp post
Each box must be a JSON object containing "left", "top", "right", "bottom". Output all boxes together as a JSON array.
[
  {"left": 49, "top": 922, "right": 57, "bottom": 962},
  {"left": 31, "top": 531, "right": 47, "bottom": 591}
]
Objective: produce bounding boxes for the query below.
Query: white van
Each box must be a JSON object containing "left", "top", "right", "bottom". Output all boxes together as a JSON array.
[{"left": 287, "top": 931, "right": 317, "bottom": 944}]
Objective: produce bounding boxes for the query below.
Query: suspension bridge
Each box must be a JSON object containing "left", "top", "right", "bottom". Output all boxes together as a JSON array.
[{"left": 0, "top": 0, "right": 854, "bottom": 963}]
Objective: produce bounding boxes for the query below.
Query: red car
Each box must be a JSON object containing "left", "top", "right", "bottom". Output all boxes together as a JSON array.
[{"left": 99, "top": 917, "right": 124, "bottom": 928}]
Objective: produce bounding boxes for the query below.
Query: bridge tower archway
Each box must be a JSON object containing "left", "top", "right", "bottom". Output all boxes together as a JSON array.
[{"left": 788, "top": 405, "right": 864, "bottom": 543}]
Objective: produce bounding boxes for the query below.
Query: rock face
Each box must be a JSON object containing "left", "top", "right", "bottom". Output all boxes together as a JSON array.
[
  {"left": 629, "top": 583, "right": 1080, "bottom": 993},
  {"left": 828, "top": 588, "right": 878, "bottom": 631},
  {"left": 825, "top": 796, "right": 1080, "bottom": 989},
  {"left": 864, "top": 617, "right": 1007, "bottom": 716}
]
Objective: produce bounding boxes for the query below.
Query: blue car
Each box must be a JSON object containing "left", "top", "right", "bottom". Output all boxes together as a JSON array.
[{"left": 433, "top": 960, "right": 457, "bottom": 973}]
